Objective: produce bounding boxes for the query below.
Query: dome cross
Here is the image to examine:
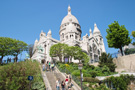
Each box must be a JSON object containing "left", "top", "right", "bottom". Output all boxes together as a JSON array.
[{"left": 68, "top": 5, "right": 71, "bottom": 15}]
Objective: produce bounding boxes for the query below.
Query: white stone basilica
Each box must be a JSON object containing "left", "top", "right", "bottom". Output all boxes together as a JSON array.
[{"left": 32, "top": 6, "right": 106, "bottom": 63}]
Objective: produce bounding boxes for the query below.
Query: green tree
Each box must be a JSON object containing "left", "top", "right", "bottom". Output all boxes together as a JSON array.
[
  {"left": 49, "top": 43, "right": 68, "bottom": 62},
  {"left": 105, "top": 75, "right": 134, "bottom": 90},
  {"left": 64, "top": 46, "right": 85, "bottom": 63},
  {"left": 132, "top": 31, "right": 135, "bottom": 45},
  {"left": 27, "top": 44, "right": 33, "bottom": 58},
  {"left": 0, "top": 37, "right": 14, "bottom": 63},
  {"left": 106, "top": 21, "right": 132, "bottom": 56},
  {"left": 74, "top": 47, "right": 89, "bottom": 63},
  {"left": 99, "top": 52, "right": 116, "bottom": 72},
  {"left": 11, "top": 39, "right": 27, "bottom": 62},
  {"left": 132, "top": 31, "right": 135, "bottom": 38},
  {"left": 64, "top": 46, "right": 75, "bottom": 63}
]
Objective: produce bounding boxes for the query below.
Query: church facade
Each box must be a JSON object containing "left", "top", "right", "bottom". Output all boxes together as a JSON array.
[{"left": 32, "top": 6, "right": 106, "bottom": 63}]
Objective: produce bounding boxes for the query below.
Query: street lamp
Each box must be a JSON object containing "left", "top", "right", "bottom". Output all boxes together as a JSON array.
[{"left": 78, "top": 63, "right": 83, "bottom": 90}]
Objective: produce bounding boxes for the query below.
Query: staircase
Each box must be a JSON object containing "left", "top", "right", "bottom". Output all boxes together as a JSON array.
[
  {"left": 42, "top": 66, "right": 81, "bottom": 90},
  {"left": 46, "top": 72, "right": 57, "bottom": 90}
]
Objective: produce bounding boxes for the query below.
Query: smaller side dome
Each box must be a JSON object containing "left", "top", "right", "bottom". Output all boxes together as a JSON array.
[
  {"left": 47, "top": 29, "right": 52, "bottom": 35},
  {"left": 93, "top": 23, "right": 101, "bottom": 35},
  {"left": 35, "top": 39, "right": 38, "bottom": 43}
]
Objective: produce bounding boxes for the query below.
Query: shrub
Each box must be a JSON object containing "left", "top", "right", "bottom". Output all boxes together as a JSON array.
[
  {"left": 124, "top": 48, "right": 135, "bottom": 55},
  {"left": 32, "top": 82, "right": 45, "bottom": 90},
  {"left": 72, "top": 70, "right": 80, "bottom": 76},
  {"left": 105, "top": 75, "right": 135, "bottom": 90},
  {"left": 99, "top": 52, "right": 116, "bottom": 72},
  {"left": 0, "top": 60, "right": 45, "bottom": 90},
  {"left": 90, "top": 65, "right": 95, "bottom": 70},
  {"left": 83, "top": 77, "right": 100, "bottom": 83},
  {"left": 90, "top": 71, "right": 97, "bottom": 78},
  {"left": 95, "top": 84, "right": 111, "bottom": 90}
]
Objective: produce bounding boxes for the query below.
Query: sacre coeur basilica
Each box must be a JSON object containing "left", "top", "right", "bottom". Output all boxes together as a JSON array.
[{"left": 32, "top": 6, "right": 106, "bottom": 63}]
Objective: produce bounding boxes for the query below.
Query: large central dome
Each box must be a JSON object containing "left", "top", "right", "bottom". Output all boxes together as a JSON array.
[{"left": 61, "top": 6, "right": 79, "bottom": 25}]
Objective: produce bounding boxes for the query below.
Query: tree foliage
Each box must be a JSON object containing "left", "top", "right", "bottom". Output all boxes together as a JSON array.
[
  {"left": 27, "top": 44, "right": 34, "bottom": 58},
  {"left": 50, "top": 43, "right": 89, "bottom": 64},
  {"left": 49, "top": 43, "right": 68, "bottom": 62},
  {"left": 11, "top": 39, "right": 27, "bottom": 62},
  {"left": 106, "top": 21, "right": 132, "bottom": 56},
  {"left": 0, "top": 37, "right": 14, "bottom": 63},
  {"left": 63, "top": 46, "right": 77, "bottom": 62},
  {"left": 105, "top": 74, "right": 135, "bottom": 90},
  {"left": 132, "top": 31, "right": 135, "bottom": 38},
  {"left": 124, "top": 48, "right": 135, "bottom": 55},
  {"left": 0, "top": 37, "right": 27, "bottom": 63},
  {"left": 99, "top": 52, "right": 116, "bottom": 72},
  {"left": 132, "top": 31, "right": 135, "bottom": 45}
]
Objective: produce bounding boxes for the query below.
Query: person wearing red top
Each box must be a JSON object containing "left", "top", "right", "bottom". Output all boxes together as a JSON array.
[{"left": 65, "top": 76, "right": 68, "bottom": 86}]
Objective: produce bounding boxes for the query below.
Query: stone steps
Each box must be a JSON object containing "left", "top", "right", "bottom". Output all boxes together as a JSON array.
[
  {"left": 45, "top": 67, "right": 80, "bottom": 90},
  {"left": 46, "top": 72, "right": 56, "bottom": 90}
]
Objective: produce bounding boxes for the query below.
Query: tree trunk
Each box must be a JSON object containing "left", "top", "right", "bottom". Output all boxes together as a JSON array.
[
  {"left": 120, "top": 46, "right": 123, "bottom": 56},
  {"left": 0, "top": 56, "right": 4, "bottom": 64},
  {"left": 70, "top": 56, "right": 72, "bottom": 63},
  {"left": 14, "top": 55, "right": 18, "bottom": 62},
  {"left": 59, "top": 57, "right": 62, "bottom": 62}
]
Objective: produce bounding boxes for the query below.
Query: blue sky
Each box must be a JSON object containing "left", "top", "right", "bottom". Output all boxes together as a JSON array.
[{"left": 0, "top": 0, "right": 135, "bottom": 60}]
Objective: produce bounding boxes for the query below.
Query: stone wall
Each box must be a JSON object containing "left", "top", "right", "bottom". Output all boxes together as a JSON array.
[{"left": 113, "top": 54, "right": 135, "bottom": 73}]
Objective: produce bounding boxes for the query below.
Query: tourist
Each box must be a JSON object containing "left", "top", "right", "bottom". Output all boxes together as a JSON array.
[
  {"left": 61, "top": 80, "right": 65, "bottom": 90},
  {"left": 51, "top": 62, "right": 54, "bottom": 72},
  {"left": 68, "top": 83, "right": 73, "bottom": 90},
  {"left": 49, "top": 61, "right": 51, "bottom": 69},
  {"left": 69, "top": 74, "right": 72, "bottom": 83},
  {"left": 42, "top": 63, "right": 45, "bottom": 71},
  {"left": 56, "top": 78, "right": 60, "bottom": 90},
  {"left": 65, "top": 76, "right": 69, "bottom": 86},
  {"left": 46, "top": 61, "right": 48, "bottom": 71}
]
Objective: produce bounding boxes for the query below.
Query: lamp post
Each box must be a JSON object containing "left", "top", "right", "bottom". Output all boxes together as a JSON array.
[{"left": 78, "top": 63, "right": 83, "bottom": 90}]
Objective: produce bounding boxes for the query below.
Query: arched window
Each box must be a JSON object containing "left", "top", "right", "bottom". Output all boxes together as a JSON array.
[
  {"left": 98, "top": 49, "right": 100, "bottom": 55},
  {"left": 66, "top": 36, "right": 68, "bottom": 39},
  {"left": 90, "top": 46, "right": 92, "bottom": 52},
  {"left": 62, "top": 33, "right": 64, "bottom": 38},
  {"left": 93, "top": 44, "right": 97, "bottom": 54}
]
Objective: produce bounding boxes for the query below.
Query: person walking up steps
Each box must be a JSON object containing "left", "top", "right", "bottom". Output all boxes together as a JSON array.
[
  {"left": 69, "top": 74, "right": 72, "bottom": 83},
  {"left": 49, "top": 61, "right": 51, "bottom": 69},
  {"left": 61, "top": 80, "right": 65, "bottom": 90},
  {"left": 51, "top": 62, "right": 54, "bottom": 72},
  {"left": 56, "top": 78, "right": 60, "bottom": 90},
  {"left": 42, "top": 63, "right": 45, "bottom": 71},
  {"left": 65, "top": 76, "right": 69, "bottom": 89}
]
